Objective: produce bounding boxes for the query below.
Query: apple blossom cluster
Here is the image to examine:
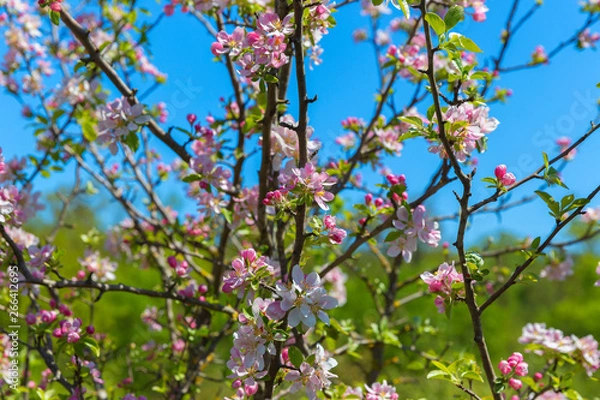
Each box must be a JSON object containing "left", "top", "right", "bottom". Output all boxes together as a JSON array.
[
  {"left": 430, "top": 102, "right": 500, "bottom": 162},
  {"left": 363, "top": 380, "right": 400, "bottom": 400},
  {"left": 498, "top": 352, "right": 529, "bottom": 391},
  {"left": 519, "top": 323, "right": 600, "bottom": 376},
  {"left": 227, "top": 299, "right": 276, "bottom": 397},
  {"left": 97, "top": 97, "right": 152, "bottom": 154},
  {"left": 270, "top": 115, "right": 321, "bottom": 169},
  {"left": 77, "top": 249, "right": 118, "bottom": 282},
  {"left": 265, "top": 162, "right": 337, "bottom": 211},
  {"left": 420, "top": 262, "right": 464, "bottom": 313},
  {"left": 52, "top": 318, "right": 84, "bottom": 343},
  {"left": 285, "top": 344, "right": 338, "bottom": 400},
  {"left": 577, "top": 28, "right": 600, "bottom": 48},
  {"left": 275, "top": 265, "right": 338, "bottom": 328},
  {"left": 189, "top": 131, "right": 233, "bottom": 199},
  {"left": 387, "top": 205, "right": 441, "bottom": 262},
  {"left": 540, "top": 256, "right": 574, "bottom": 281},
  {"left": 222, "top": 248, "right": 277, "bottom": 296},
  {"left": 303, "top": 3, "right": 335, "bottom": 68},
  {"left": 322, "top": 215, "right": 348, "bottom": 245},
  {"left": 211, "top": 13, "right": 293, "bottom": 79},
  {"left": 459, "top": 0, "right": 490, "bottom": 22}
]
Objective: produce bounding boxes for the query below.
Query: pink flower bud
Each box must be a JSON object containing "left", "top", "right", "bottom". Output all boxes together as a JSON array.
[
  {"left": 534, "top": 372, "right": 543, "bottom": 382},
  {"left": 508, "top": 378, "right": 522, "bottom": 390},
  {"left": 498, "top": 360, "right": 512, "bottom": 375},
  {"left": 58, "top": 304, "right": 72, "bottom": 316},
  {"left": 86, "top": 325, "right": 95, "bottom": 335},
  {"left": 507, "top": 352, "right": 523, "bottom": 367},
  {"left": 187, "top": 114, "right": 197, "bottom": 124},
  {"left": 387, "top": 174, "right": 400, "bottom": 185},
  {"left": 245, "top": 382, "right": 259, "bottom": 396},
  {"left": 167, "top": 256, "right": 178, "bottom": 268},
  {"left": 164, "top": 3, "right": 175, "bottom": 16},
  {"left": 374, "top": 198, "right": 384, "bottom": 207},
  {"left": 49, "top": 1, "right": 61, "bottom": 12},
  {"left": 500, "top": 173, "right": 516, "bottom": 186},
  {"left": 232, "top": 379, "right": 242, "bottom": 389},
  {"left": 281, "top": 347, "right": 289, "bottom": 363},
  {"left": 514, "top": 362, "right": 528, "bottom": 377},
  {"left": 324, "top": 215, "right": 336, "bottom": 230},
  {"left": 52, "top": 328, "right": 63, "bottom": 338},
  {"left": 365, "top": 193, "right": 373, "bottom": 206},
  {"left": 494, "top": 164, "right": 508, "bottom": 180},
  {"left": 210, "top": 42, "right": 224, "bottom": 56},
  {"left": 26, "top": 313, "right": 36, "bottom": 325}
]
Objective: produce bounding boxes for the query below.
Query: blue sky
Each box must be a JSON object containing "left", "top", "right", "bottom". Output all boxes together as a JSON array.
[{"left": 2, "top": 0, "right": 600, "bottom": 248}]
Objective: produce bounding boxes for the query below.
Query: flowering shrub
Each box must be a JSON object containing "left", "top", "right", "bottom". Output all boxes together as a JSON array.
[{"left": 0, "top": 0, "right": 599, "bottom": 399}]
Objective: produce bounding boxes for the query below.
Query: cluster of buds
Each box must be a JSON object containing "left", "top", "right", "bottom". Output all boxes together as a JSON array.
[
  {"left": 211, "top": 13, "right": 294, "bottom": 79},
  {"left": 498, "top": 352, "right": 529, "bottom": 390}
]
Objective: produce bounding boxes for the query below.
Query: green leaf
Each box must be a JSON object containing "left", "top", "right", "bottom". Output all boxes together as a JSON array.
[
  {"left": 182, "top": 174, "right": 203, "bottom": 183},
  {"left": 371, "top": 0, "right": 384, "bottom": 6},
  {"left": 82, "top": 121, "right": 97, "bottom": 142},
  {"left": 450, "top": 33, "right": 482, "bottom": 52},
  {"left": 425, "top": 12, "right": 446, "bottom": 36},
  {"left": 264, "top": 74, "right": 279, "bottom": 83},
  {"left": 50, "top": 10, "right": 60, "bottom": 26},
  {"left": 461, "top": 371, "right": 484, "bottom": 382},
  {"left": 535, "top": 190, "right": 556, "bottom": 209},
  {"left": 444, "top": 6, "right": 464, "bottom": 31},
  {"left": 288, "top": 346, "right": 304, "bottom": 369},
  {"left": 384, "top": 231, "right": 403, "bottom": 242},
  {"left": 426, "top": 369, "right": 450, "bottom": 380},
  {"left": 83, "top": 337, "right": 100, "bottom": 357},
  {"left": 431, "top": 361, "right": 451, "bottom": 374},
  {"left": 123, "top": 132, "right": 140, "bottom": 152},
  {"left": 458, "top": 36, "right": 482, "bottom": 52},
  {"left": 397, "top": 0, "right": 410, "bottom": 19},
  {"left": 221, "top": 208, "right": 233, "bottom": 224},
  {"left": 398, "top": 115, "right": 424, "bottom": 127}
]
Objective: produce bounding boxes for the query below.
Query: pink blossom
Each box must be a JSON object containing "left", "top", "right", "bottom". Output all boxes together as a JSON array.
[
  {"left": 508, "top": 378, "right": 522, "bottom": 390},
  {"left": 285, "top": 344, "right": 337, "bottom": 400},
  {"left": 578, "top": 28, "right": 600, "bottom": 49},
  {"left": 540, "top": 256, "right": 574, "bottom": 281},
  {"left": 498, "top": 360, "right": 512, "bottom": 375},
  {"left": 222, "top": 248, "right": 275, "bottom": 295},
  {"left": 275, "top": 265, "right": 338, "bottom": 328},
  {"left": 365, "top": 380, "right": 399, "bottom": 400},
  {"left": 389, "top": 205, "right": 441, "bottom": 262}
]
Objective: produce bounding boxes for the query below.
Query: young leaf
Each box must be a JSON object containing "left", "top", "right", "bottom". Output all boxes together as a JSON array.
[
  {"left": 397, "top": 0, "right": 410, "bottom": 19},
  {"left": 444, "top": 6, "right": 464, "bottom": 30},
  {"left": 425, "top": 12, "right": 446, "bottom": 36}
]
